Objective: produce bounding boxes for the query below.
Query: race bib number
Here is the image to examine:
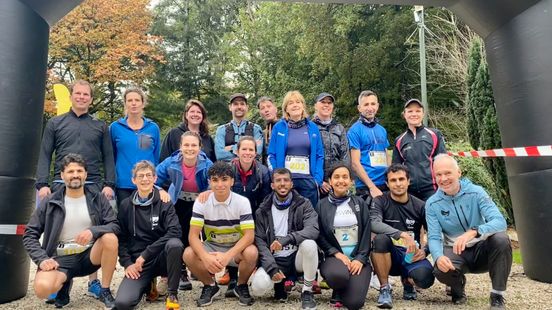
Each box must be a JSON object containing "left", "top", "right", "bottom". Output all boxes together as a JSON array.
[
  {"left": 56, "top": 242, "right": 91, "bottom": 256},
  {"left": 369, "top": 151, "right": 387, "bottom": 167},
  {"left": 334, "top": 225, "right": 359, "bottom": 247},
  {"left": 210, "top": 232, "right": 241, "bottom": 244},
  {"left": 285, "top": 155, "right": 310, "bottom": 174}
]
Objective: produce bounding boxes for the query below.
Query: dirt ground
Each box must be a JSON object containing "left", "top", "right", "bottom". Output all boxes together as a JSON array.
[{"left": 2, "top": 261, "right": 552, "bottom": 310}]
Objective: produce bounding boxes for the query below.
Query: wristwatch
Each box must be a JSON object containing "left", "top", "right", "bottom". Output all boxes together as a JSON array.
[{"left": 470, "top": 226, "right": 481, "bottom": 238}]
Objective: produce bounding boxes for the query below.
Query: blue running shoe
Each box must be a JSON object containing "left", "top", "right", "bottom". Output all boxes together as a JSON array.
[
  {"left": 87, "top": 279, "right": 101, "bottom": 299},
  {"left": 377, "top": 285, "right": 393, "bottom": 309}
]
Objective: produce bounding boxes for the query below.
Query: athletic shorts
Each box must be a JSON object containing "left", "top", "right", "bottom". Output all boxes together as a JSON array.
[
  {"left": 203, "top": 242, "right": 239, "bottom": 267},
  {"left": 52, "top": 248, "right": 100, "bottom": 279},
  {"left": 389, "top": 246, "right": 433, "bottom": 279}
]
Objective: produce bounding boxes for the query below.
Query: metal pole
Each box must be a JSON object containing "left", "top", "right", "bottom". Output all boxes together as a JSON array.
[{"left": 415, "top": 6, "right": 428, "bottom": 125}]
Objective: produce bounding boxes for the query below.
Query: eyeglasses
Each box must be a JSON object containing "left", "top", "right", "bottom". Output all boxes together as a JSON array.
[{"left": 135, "top": 173, "right": 154, "bottom": 180}]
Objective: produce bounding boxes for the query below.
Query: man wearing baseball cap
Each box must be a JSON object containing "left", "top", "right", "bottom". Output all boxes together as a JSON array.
[
  {"left": 391, "top": 98, "right": 446, "bottom": 201},
  {"left": 214, "top": 93, "right": 264, "bottom": 162}
]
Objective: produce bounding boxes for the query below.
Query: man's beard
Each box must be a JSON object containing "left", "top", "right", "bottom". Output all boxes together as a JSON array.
[{"left": 67, "top": 178, "right": 84, "bottom": 189}]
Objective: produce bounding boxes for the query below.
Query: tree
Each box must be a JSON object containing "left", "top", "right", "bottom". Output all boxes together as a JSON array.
[
  {"left": 48, "top": 0, "right": 162, "bottom": 122},
  {"left": 466, "top": 39, "right": 513, "bottom": 224}
]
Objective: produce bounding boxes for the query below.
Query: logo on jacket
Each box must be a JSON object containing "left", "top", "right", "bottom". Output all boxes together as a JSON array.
[
  {"left": 152, "top": 216, "right": 159, "bottom": 229},
  {"left": 440, "top": 210, "right": 450, "bottom": 216}
]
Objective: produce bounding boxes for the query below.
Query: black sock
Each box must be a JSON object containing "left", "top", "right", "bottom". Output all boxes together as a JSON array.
[{"left": 228, "top": 266, "right": 238, "bottom": 280}]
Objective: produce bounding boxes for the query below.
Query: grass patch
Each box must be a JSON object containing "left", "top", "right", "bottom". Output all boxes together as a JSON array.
[{"left": 513, "top": 248, "right": 523, "bottom": 264}]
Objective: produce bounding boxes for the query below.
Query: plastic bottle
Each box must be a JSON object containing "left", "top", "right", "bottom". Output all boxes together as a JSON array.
[{"left": 404, "top": 241, "right": 419, "bottom": 264}]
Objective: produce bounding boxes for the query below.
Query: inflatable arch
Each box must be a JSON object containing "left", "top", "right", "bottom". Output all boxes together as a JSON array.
[{"left": 0, "top": 0, "right": 551, "bottom": 303}]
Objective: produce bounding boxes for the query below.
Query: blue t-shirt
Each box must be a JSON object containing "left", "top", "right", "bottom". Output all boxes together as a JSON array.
[
  {"left": 347, "top": 121, "right": 390, "bottom": 188},
  {"left": 287, "top": 125, "right": 311, "bottom": 178}
]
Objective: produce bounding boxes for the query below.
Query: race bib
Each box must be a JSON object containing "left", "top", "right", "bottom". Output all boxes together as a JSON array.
[
  {"left": 209, "top": 232, "right": 241, "bottom": 244},
  {"left": 178, "top": 191, "right": 199, "bottom": 202},
  {"left": 334, "top": 225, "right": 359, "bottom": 247},
  {"left": 56, "top": 242, "right": 91, "bottom": 256},
  {"left": 285, "top": 155, "right": 310, "bottom": 174},
  {"left": 369, "top": 151, "right": 387, "bottom": 167},
  {"left": 392, "top": 231, "right": 414, "bottom": 248}
]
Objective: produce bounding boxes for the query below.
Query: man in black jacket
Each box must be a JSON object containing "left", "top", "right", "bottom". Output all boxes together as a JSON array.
[
  {"left": 23, "top": 154, "right": 119, "bottom": 309},
  {"left": 114, "top": 161, "right": 183, "bottom": 310},
  {"left": 251, "top": 168, "right": 319, "bottom": 310}
]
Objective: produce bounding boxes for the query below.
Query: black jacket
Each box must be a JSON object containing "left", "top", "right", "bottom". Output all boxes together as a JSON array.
[
  {"left": 160, "top": 123, "right": 215, "bottom": 162},
  {"left": 36, "top": 110, "right": 115, "bottom": 189},
  {"left": 254, "top": 190, "right": 319, "bottom": 277},
  {"left": 117, "top": 188, "right": 182, "bottom": 268},
  {"left": 315, "top": 196, "right": 371, "bottom": 265},
  {"left": 23, "top": 188, "right": 120, "bottom": 267},
  {"left": 231, "top": 159, "right": 272, "bottom": 215},
  {"left": 392, "top": 126, "right": 446, "bottom": 194}
]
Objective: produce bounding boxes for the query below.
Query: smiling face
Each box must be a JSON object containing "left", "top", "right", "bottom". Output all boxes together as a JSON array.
[
  {"left": 131, "top": 167, "right": 156, "bottom": 194},
  {"left": 61, "top": 162, "right": 87, "bottom": 190},
  {"left": 285, "top": 98, "right": 305, "bottom": 121},
  {"left": 271, "top": 171, "right": 293, "bottom": 198},
  {"left": 329, "top": 167, "right": 352, "bottom": 197},
  {"left": 403, "top": 103, "right": 424, "bottom": 127},
  {"left": 70, "top": 84, "right": 93, "bottom": 114},
  {"left": 180, "top": 134, "right": 201, "bottom": 162},
  {"left": 186, "top": 104, "right": 204, "bottom": 127},
  {"left": 357, "top": 94, "right": 379, "bottom": 120},
  {"left": 434, "top": 156, "right": 462, "bottom": 196},
  {"left": 230, "top": 99, "right": 248, "bottom": 120},
  {"left": 259, "top": 100, "right": 278, "bottom": 122},
  {"left": 210, "top": 175, "right": 234, "bottom": 198},
  {"left": 124, "top": 91, "right": 145, "bottom": 116},
  {"left": 314, "top": 97, "right": 334, "bottom": 120},
  {"left": 237, "top": 139, "right": 256, "bottom": 166}
]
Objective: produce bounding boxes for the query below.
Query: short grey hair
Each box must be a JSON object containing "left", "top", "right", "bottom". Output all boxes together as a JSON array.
[
  {"left": 357, "top": 90, "right": 378, "bottom": 105},
  {"left": 433, "top": 153, "right": 459, "bottom": 170},
  {"left": 256, "top": 96, "right": 275, "bottom": 108}
]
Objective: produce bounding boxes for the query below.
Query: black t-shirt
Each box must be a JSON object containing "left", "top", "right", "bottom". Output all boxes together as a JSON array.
[{"left": 371, "top": 192, "right": 427, "bottom": 243}]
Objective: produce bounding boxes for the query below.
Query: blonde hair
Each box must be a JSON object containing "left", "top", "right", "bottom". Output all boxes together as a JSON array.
[{"left": 282, "top": 91, "right": 308, "bottom": 120}]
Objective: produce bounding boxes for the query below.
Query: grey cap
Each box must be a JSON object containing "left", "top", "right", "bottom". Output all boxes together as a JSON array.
[
  {"left": 315, "top": 92, "right": 335, "bottom": 104},
  {"left": 404, "top": 98, "right": 423, "bottom": 109},
  {"left": 229, "top": 93, "right": 247, "bottom": 104}
]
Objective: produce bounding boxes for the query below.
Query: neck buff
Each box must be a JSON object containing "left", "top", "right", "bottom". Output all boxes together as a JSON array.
[
  {"left": 273, "top": 192, "right": 293, "bottom": 210},
  {"left": 132, "top": 191, "right": 154, "bottom": 207},
  {"left": 359, "top": 114, "right": 379, "bottom": 128},
  {"left": 313, "top": 115, "right": 332, "bottom": 125},
  {"left": 287, "top": 118, "right": 307, "bottom": 129},
  {"left": 328, "top": 189, "right": 351, "bottom": 206}
]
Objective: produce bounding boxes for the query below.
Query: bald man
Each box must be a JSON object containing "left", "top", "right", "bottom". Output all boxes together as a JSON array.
[{"left": 425, "top": 154, "right": 511, "bottom": 310}]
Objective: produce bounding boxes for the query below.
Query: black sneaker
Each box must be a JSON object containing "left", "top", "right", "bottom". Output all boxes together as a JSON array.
[
  {"left": 54, "top": 279, "right": 72, "bottom": 308},
  {"left": 274, "top": 282, "right": 288, "bottom": 303},
  {"left": 99, "top": 288, "right": 115, "bottom": 309},
  {"left": 197, "top": 284, "right": 220, "bottom": 307},
  {"left": 301, "top": 290, "right": 317, "bottom": 310},
  {"left": 179, "top": 272, "right": 192, "bottom": 291},
  {"left": 225, "top": 279, "right": 237, "bottom": 298},
  {"left": 233, "top": 283, "right": 254, "bottom": 306},
  {"left": 451, "top": 276, "right": 467, "bottom": 305},
  {"left": 490, "top": 292, "right": 506, "bottom": 310}
]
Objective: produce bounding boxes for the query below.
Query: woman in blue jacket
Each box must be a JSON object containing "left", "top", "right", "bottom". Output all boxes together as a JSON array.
[
  {"left": 268, "top": 90, "right": 324, "bottom": 208},
  {"left": 156, "top": 131, "right": 212, "bottom": 290},
  {"left": 110, "top": 87, "right": 160, "bottom": 206}
]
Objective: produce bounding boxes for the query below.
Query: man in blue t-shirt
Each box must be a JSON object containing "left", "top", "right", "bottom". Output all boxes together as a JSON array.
[{"left": 347, "top": 90, "right": 390, "bottom": 201}]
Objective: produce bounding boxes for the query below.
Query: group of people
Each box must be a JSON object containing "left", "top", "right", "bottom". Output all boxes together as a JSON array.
[{"left": 23, "top": 80, "right": 512, "bottom": 310}]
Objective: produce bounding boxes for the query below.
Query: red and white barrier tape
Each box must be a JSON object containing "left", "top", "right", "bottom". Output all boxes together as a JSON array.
[
  {"left": 0, "top": 224, "right": 26, "bottom": 235},
  {"left": 448, "top": 145, "right": 552, "bottom": 157}
]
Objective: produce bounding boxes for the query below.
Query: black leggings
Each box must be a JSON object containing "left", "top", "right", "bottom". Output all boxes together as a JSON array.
[
  {"left": 320, "top": 256, "right": 372, "bottom": 310},
  {"left": 174, "top": 199, "right": 193, "bottom": 247}
]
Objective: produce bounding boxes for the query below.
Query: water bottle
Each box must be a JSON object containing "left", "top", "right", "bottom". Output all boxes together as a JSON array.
[{"left": 404, "top": 241, "right": 419, "bottom": 264}]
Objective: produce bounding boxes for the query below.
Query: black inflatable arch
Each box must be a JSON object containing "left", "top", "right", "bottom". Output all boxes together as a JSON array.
[{"left": 1, "top": 0, "right": 551, "bottom": 303}]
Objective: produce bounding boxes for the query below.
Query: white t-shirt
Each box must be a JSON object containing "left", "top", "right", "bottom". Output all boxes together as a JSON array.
[
  {"left": 271, "top": 205, "right": 297, "bottom": 258},
  {"left": 59, "top": 195, "right": 92, "bottom": 243},
  {"left": 333, "top": 199, "right": 358, "bottom": 258}
]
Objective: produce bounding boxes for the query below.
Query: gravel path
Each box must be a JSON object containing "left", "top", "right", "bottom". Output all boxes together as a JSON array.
[{"left": 2, "top": 262, "right": 552, "bottom": 309}]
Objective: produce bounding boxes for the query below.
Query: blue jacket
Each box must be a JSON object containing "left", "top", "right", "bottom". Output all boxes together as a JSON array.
[
  {"left": 110, "top": 117, "right": 160, "bottom": 189},
  {"left": 267, "top": 118, "right": 324, "bottom": 185},
  {"left": 155, "top": 151, "right": 212, "bottom": 204},
  {"left": 425, "top": 178, "right": 507, "bottom": 262}
]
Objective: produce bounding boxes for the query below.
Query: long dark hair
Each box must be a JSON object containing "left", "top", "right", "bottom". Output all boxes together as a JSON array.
[{"left": 183, "top": 99, "right": 209, "bottom": 135}]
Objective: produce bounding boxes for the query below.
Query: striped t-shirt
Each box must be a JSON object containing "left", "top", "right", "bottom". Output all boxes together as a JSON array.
[{"left": 190, "top": 192, "right": 254, "bottom": 246}]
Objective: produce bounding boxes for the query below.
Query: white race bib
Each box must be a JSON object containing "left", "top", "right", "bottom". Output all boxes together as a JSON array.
[
  {"left": 285, "top": 155, "right": 310, "bottom": 174},
  {"left": 334, "top": 225, "right": 359, "bottom": 247},
  {"left": 209, "top": 232, "right": 241, "bottom": 244},
  {"left": 369, "top": 151, "right": 387, "bottom": 167},
  {"left": 56, "top": 242, "right": 91, "bottom": 256}
]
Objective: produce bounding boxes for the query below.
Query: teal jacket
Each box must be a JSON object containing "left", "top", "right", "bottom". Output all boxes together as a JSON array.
[{"left": 425, "top": 178, "right": 507, "bottom": 262}]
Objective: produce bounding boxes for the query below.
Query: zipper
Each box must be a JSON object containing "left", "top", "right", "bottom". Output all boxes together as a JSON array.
[{"left": 451, "top": 200, "right": 467, "bottom": 232}]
